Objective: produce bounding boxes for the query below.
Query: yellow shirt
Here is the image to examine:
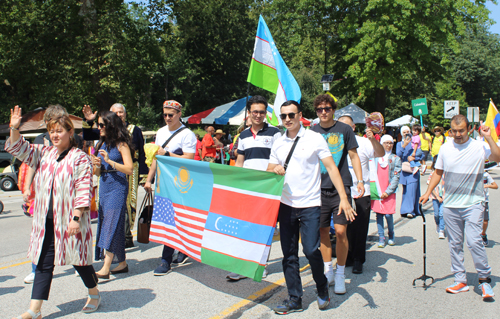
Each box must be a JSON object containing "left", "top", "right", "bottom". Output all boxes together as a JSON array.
[
  {"left": 420, "top": 133, "right": 431, "bottom": 151},
  {"left": 431, "top": 135, "right": 445, "bottom": 157}
]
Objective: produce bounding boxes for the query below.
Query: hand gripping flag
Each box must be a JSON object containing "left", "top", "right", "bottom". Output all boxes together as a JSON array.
[
  {"left": 149, "top": 156, "right": 284, "bottom": 281},
  {"left": 247, "top": 15, "right": 301, "bottom": 125},
  {"left": 484, "top": 99, "right": 500, "bottom": 143}
]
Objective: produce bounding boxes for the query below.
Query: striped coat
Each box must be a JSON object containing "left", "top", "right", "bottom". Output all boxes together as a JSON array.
[{"left": 5, "top": 137, "right": 93, "bottom": 266}]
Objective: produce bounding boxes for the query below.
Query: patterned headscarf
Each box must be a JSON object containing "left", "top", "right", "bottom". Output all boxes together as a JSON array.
[{"left": 163, "top": 100, "right": 183, "bottom": 111}]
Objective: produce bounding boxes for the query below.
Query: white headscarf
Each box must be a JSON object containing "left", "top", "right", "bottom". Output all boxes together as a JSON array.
[
  {"left": 379, "top": 134, "right": 394, "bottom": 168},
  {"left": 400, "top": 125, "right": 410, "bottom": 136}
]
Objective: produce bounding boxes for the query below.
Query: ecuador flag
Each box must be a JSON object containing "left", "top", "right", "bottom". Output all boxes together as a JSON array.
[
  {"left": 484, "top": 100, "right": 500, "bottom": 142},
  {"left": 149, "top": 156, "right": 284, "bottom": 281}
]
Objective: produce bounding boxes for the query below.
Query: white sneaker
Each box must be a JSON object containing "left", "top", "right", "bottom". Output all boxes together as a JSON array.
[
  {"left": 388, "top": 239, "right": 395, "bottom": 246},
  {"left": 438, "top": 231, "right": 445, "bottom": 239},
  {"left": 334, "top": 273, "right": 346, "bottom": 294},
  {"left": 262, "top": 267, "right": 268, "bottom": 279},
  {"left": 413, "top": 167, "right": 420, "bottom": 175},
  {"left": 325, "top": 269, "right": 334, "bottom": 286},
  {"left": 226, "top": 272, "right": 247, "bottom": 281},
  {"left": 24, "top": 272, "right": 35, "bottom": 284}
]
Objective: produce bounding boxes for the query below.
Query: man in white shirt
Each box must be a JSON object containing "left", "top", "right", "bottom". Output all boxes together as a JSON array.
[
  {"left": 144, "top": 100, "right": 197, "bottom": 276},
  {"left": 267, "top": 100, "right": 355, "bottom": 314},
  {"left": 421, "top": 115, "right": 500, "bottom": 300},
  {"left": 338, "top": 116, "right": 384, "bottom": 274}
]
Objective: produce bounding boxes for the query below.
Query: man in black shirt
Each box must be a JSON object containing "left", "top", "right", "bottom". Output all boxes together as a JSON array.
[{"left": 311, "top": 94, "right": 363, "bottom": 295}]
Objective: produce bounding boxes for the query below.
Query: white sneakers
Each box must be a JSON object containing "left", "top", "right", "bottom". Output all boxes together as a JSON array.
[
  {"left": 334, "top": 273, "right": 346, "bottom": 294},
  {"left": 325, "top": 269, "right": 334, "bottom": 286},
  {"left": 24, "top": 272, "right": 35, "bottom": 284},
  {"left": 438, "top": 231, "right": 445, "bottom": 239}
]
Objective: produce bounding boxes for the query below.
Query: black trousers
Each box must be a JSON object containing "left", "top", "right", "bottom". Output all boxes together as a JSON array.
[
  {"left": 32, "top": 218, "right": 98, "bottom": 300},
  {"left": 347, "top": 195, "right": 371, "bottom": 264}
]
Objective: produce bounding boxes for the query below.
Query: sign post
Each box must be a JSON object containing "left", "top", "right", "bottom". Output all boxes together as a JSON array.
[
  {"left": 467, "top": 107, "right": 480, "bottom": 123},
  {"left": 412, "top": 98, "right": 428, "bottom": 126},
  {"left": 444, "top": 101, "right": 459, "bottom": 119}
]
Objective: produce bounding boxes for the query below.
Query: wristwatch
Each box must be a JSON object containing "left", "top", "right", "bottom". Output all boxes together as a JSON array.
[
  {"left": 357, "top": 180, "right": 364, "bottom": 184},
  {"left": 73, "top": 216, "right": 80, "bottom": 222},
  {"left": 165, "top": 151, "right": 170, "bottom": 156}
]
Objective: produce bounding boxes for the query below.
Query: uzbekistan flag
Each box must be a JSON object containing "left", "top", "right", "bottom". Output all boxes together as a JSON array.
[
  {"left": 149, "top": 156, "right": 284, "bottom": 281},
  {"left": 247, "top": 15, "right": 301, "bottom": 125},
  {"left": 484, "top": 99, "right": 500, "bottom": 143}
]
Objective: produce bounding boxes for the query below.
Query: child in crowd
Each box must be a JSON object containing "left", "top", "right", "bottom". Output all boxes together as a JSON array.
[
  {"left": 410, "top": 125, "right": 423, "bottom": 175},
  {"left": 482, "top": 171, "right": 497, "bottom": 246},
  {"left": 427, "top": 165, "right": 446, "bottom": 239}
]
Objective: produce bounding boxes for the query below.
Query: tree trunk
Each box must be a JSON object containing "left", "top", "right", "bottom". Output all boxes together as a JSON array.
[{"left": 374, "top": 87, "right": 387, "bottom": 116}]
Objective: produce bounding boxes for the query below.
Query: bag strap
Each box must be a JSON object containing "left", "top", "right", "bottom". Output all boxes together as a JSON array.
[
  {"left": 161, "top": 127, "right": 187, "bottom": 149},
  {"left": 284, "top": 136, "right": 300, "bottom": 171}
]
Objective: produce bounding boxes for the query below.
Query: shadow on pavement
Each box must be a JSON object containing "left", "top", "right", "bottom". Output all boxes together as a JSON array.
[
  {"left": 42, "top": 288, "right": 156, "bottom": 318},
  {"left": 0, "top": 285, "right": 24, "bottom": 295},
  {"left": 0, "top": 275, "right": 15, "bottom": 283}
]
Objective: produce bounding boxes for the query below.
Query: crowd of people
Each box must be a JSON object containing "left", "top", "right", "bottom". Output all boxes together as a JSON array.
[{"left": 6, "top": 93, "right": 498, "bottom": 317}]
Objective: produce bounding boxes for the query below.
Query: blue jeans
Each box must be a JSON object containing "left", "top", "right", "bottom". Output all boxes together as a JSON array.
[
  {"left": 278, "top": 203, "right": 327, "bottom": 301},
  {"left": 432, "top": 199, "right": 445, "bottom": 232},
  {"left": 161, "top": 245, "right": 174, "bottom": 264},
  {"left": 376, "top": 213, "right": 394, "bottom": 241}
]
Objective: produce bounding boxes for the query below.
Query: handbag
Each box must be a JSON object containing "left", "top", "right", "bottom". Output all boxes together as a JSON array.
[
  {"left": 137, "top": 192, "right": 154, "bottom": 244},
  {"left": 402, "top": 162, "right": 413, "bottom": 173}
]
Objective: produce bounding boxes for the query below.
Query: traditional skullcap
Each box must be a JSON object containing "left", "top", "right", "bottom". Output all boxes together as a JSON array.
[
  {"left": 400, "top": 125, "right": 410, "bottom": 135},
  {"left": 163, "top": 100, "right": 182, "bottom": 111},
  {"left": 380, "top": 134, "right": 393, "bottom": 144}
]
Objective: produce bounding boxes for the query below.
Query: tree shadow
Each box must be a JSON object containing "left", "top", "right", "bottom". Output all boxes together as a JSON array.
[
  {"left": 0, "top": 285, "right": 24, "bottom": 295},
  {"left": 42, "top": 288, "right": 156, "bottom": 318},
  {"left": 0, "top": 275, "right": 15, "bottom": 283}
]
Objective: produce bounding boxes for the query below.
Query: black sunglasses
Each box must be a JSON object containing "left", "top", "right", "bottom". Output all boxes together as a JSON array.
[
  {"left": 280, "top": 112, "right": 298, "bottom": 120},
  {"left": 163, "top": 113, "right": 176, "bottom": 118},
  {"left": 315, "top": 107, "right": 332, "bottom": 113},
  {"left": 97, "top": 123, "right": 105, "bottom": 128}
]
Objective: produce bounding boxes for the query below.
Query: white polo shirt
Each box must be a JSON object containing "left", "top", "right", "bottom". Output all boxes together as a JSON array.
[
  {"left": 348, "top": 136, "right": 375, "bottom": 197},
  {"left": 269, "top": 126, "right": 332, "bottom": 208}
]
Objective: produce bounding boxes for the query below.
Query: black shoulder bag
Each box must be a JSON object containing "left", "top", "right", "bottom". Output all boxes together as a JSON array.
[
  {"left": 283, "top": 136, "right": 300, "bottom": 171},
  {"left": 161, "top": 127, "right": 188, "bottom": 149}
]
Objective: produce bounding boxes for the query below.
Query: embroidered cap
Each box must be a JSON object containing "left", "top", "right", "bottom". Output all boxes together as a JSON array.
[{"left": 163, "top": 100, "right": 183, "bottom": 111}]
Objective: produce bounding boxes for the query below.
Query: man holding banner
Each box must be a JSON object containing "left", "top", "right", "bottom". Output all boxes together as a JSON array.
[
  {"left": 144, "top": 100, "right": 197, "bottom": 276},
  {"left": 267, "top": 100, "right": 355, "bottom": 314}
]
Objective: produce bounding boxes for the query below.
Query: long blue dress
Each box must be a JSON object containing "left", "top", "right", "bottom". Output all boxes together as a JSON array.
[
  {"left": 95, "top": 142, "right": 128, "bottom": 263},
  {"left": 396, "top": 141, "right": 424, "bottom": 217}
]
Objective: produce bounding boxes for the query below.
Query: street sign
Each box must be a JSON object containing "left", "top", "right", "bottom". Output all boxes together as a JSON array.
[
  {"left": 467, "top": 107, "right": 480, "bottom": 123},
  {"left": 412, "top": 98, "right": 428, "bottom": 117},
  {"left": 444, "top": 100, "right": 459, "bottom": 119}
]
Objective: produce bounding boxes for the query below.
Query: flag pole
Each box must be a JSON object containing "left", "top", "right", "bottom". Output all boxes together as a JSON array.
[{"left": 245, "top": 82, "right": 250, "bottom": 122}]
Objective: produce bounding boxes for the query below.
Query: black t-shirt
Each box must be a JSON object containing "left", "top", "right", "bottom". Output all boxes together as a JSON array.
[{"left": 311, "top": 121, "right": 358, "bottom": 189}]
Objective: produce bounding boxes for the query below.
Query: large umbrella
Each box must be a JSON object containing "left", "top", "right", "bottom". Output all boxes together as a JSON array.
[
  {"left": 334, "top": 103, "right": 369, "bottom": 124},
  {"left": 386, "top": 115, "right": 419, "bottom": 127}
]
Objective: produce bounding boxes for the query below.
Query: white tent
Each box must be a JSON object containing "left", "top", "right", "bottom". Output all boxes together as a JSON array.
[{"left": 386, "top": 115, "right": 419, "bottom": 127}]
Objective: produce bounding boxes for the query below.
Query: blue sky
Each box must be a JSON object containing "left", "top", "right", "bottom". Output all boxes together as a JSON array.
[
  {"left": 486, "top": 1, "right": 500, "bottom": 34},
  {"left": 125, "top": 0, "right": 500, "bottom": 34}
]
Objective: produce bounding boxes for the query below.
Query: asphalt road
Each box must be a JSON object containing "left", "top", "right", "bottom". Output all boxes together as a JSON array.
[{"left": 1, "top": 168, "right": 499, "bottom": 318}]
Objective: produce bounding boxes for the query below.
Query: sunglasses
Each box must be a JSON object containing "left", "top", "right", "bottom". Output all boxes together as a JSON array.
[
  {"left": 251, "top": 110, "right": 266, "bottom": 116},
  {"left": 163, "top": 113, "right": 176, "bottom": 118},
  {"left": 280, "top": 112, "right": 298, "bottom": 120},
  {"left": 315, "top": 107, "right": 333, "bottom": 113},
  {"left": 97, "top": 123, "right": 105, "bottom": 129}
]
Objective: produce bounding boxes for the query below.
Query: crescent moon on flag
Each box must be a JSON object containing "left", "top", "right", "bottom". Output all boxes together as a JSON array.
[{"left": 215, "top": 217, "right": 222, "bottom": 231}]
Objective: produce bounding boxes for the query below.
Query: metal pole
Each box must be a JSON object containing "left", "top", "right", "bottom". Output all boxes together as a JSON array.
[{"left": 245, "top": 82, "right": 250, "bottom": 121}]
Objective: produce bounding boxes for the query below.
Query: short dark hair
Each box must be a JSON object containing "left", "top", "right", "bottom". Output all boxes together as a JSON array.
[
  {"left": 451, "top": 114, "right": 469, "bottom": 128},
  {"left": 246, "top": 95, "right": 268, "bottom": 111},
  {"left": 280, "top": 100, "right": 302, "bottom": 113},
  {"left": 412, "top": 124, "right": 422, "bottom": 134},
  {"left": 313, "top": 94, "right": 337, "bottom": 109}
]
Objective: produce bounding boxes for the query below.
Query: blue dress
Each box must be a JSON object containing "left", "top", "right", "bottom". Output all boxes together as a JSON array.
[
  {"left": 396, "top": 141, "right": 424, "bottom": 217},
  {"left": 95, "top": 142, "right": 128, "bottom": 263}
]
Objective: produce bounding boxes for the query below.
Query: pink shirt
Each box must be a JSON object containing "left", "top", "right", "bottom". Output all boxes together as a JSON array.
[{"left": 411, "top": 135, "right": 421, "bottom": 150}]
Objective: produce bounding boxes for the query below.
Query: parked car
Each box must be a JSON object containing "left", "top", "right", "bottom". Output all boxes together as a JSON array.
[{"left": 0, "top": 140, "right": 13, "bottom": 168}]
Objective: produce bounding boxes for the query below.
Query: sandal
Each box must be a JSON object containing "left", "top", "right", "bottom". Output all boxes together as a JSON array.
[
  {"left": 81, "top": 292, "right": 101, "bottom": 313},
  {"left": 16, "top": 309, "right": 41, "bottom": 319}
]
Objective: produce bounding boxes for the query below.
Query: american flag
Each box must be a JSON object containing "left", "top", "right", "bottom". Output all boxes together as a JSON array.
[{"left": 150, "top": 196, "right": 208, "bottom": 262}]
